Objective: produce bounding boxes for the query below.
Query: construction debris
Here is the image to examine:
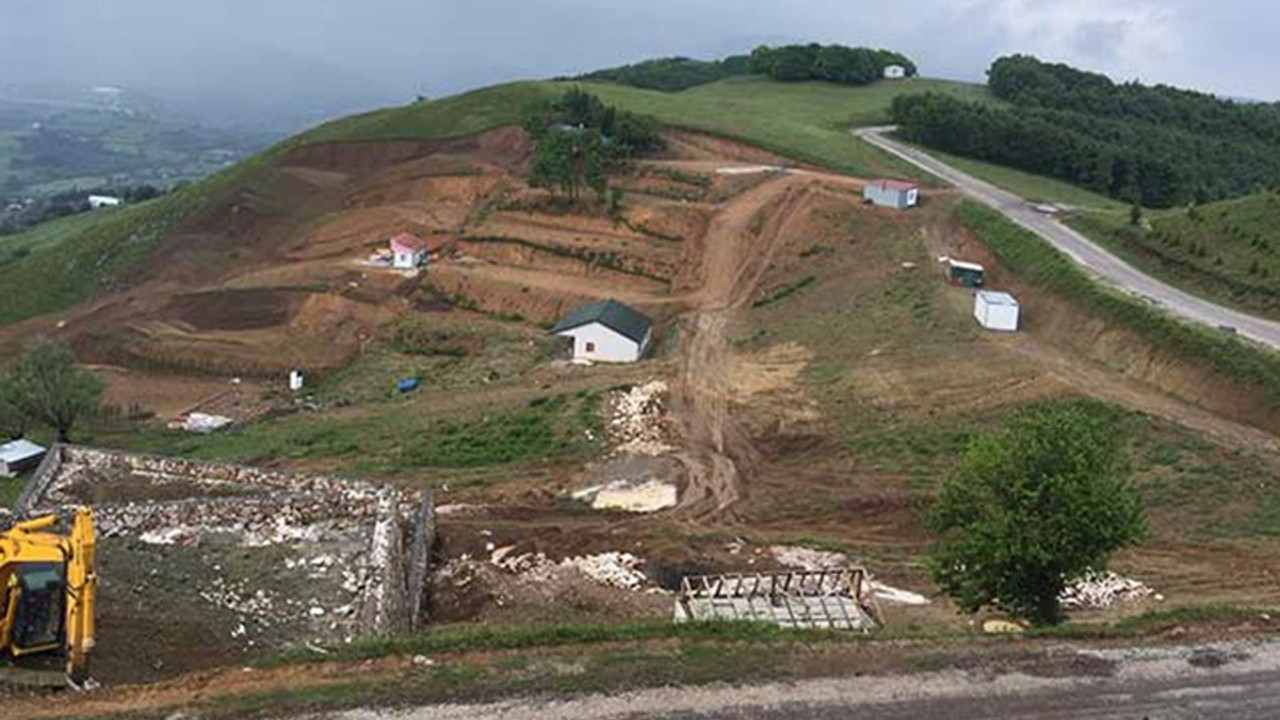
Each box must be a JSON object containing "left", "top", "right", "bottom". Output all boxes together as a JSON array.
[
  {"left": 1061, "top": 570, "right": 1158, "bottom": 610},
  {"left": 674, "top": 570, "right": 877, "bottom": 630},
  {"left": 487, "top": 548, "right": 651, "bottom": 591},
  {"left": 608, "top": 381, "right": 673, "bottom": 456},
  {"left": 572, "top": 478, "right": 678, "bottom": 513},
  {"left": 771, "top": 545, "right": 929, "bottom": 607},
  {"left": 167, "top": 412, "right": 234, "bottom": 434}
]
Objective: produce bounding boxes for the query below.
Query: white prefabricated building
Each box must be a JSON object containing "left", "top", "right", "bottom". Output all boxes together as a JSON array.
[{"left": 973, "top": 291, "right": 1019, "bottom": 332}]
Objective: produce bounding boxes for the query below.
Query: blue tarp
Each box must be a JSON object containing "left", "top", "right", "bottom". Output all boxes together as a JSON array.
[{"left": 397, "top": 378, "right": 420, "bottom": 393}]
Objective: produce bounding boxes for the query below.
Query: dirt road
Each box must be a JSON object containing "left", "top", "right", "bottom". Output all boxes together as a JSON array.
[
  {"left": 855, "top": 126, "right": 1280, "bottom": 351},
  {"left": 314, "top": 639, "right": 1280, "bottom": 720},
  {"left": 672, "top": 175, "right": 816, "bottom": 520}
]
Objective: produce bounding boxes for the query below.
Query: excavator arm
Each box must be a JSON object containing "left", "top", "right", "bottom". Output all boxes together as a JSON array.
[{"left": 64, "top": 508, "right": 96, "bottom": 689}]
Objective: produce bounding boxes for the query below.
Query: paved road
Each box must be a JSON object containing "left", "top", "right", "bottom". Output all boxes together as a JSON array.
[
  {"left": 329, "top": 641, "right": 1280, "bottom": 720},
  {"left": 854, "top": 126, "right": 1280, "bottom": 351}
]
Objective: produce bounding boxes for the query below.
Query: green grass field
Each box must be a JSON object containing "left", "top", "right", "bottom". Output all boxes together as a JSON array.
[
  {"left": 1068, "top": 191, "right": 1280, "bottom": 320},
  {"left": 307, "top": 76, "right": 993, "bottom": 178},
  {"left": 925, "top": 149, "right": 1125, "bottom": 211}
]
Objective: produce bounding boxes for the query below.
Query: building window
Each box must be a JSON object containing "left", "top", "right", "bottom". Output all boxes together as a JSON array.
[{"left": 585, "top": 342, "right": 596, "bottom": 353}]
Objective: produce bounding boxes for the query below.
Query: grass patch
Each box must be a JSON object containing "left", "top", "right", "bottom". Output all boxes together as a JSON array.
[
  {"left": 959, "top": 201, "right": 1280, "bottom": 409},
  {"left": 303, "top": 76, "right": 992, "bottom": 180},
  {"left": 925, "top": 149, "right": 1125, "bottom": 211},
  {"left": 1069, "top": 191, "right": 1280, "bottom": 320},
  {"left": 753, "top": 275, "right": 816, "bottom": 308},
  {"left": 113, "top": 389, "right": 603, "bottom": 478}
]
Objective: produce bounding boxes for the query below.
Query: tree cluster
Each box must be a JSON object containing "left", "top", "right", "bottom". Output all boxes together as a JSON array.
[
  {"left": 0, "top": 339, "right": 104, "bottom": 443},
  {"left": 892, "top": 55, "right": 1280, "bottom": 207},
  {"left": 748, "top": 44, "right": 917, "bottom": 85},
  {"left": 892, "top": 91, "right": 1280, "bottom": 208},
  {"left": 573, "top": 55, "right": 751, "bottom": 93},
  {"left": 928, "top": 401, "right": 1146, "bottom": 626},
  {"left": 522, "top": 89, "right": 664, "bottom": 203}
]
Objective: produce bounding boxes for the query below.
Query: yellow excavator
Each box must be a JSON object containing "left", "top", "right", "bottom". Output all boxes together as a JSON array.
[{"left": 0, "top": 507, "right": 96, "bottom": 689}]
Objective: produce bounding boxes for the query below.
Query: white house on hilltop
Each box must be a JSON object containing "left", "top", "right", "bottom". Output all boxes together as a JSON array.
[
  {"left": 552, "top": 299, "right": 652, "bottom": 363},
  {"left": 884, "top": 65, "right": 907, "bottom": 80}
]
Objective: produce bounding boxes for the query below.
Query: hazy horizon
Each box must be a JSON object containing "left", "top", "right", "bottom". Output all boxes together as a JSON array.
[{"left": 4, "top": 1, "right": 1277, "bottom": 132}]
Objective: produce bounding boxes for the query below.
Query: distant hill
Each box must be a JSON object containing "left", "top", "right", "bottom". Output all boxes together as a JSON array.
[{"left": 0, "top": 97, "right": 276, "bottom": 201}]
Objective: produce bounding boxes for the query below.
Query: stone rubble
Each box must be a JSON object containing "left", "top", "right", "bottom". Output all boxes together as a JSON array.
[
  {"left": 1061, "top": 570, "right": 1159, "bottom": 610},
  {"left": 486, "top": 547, "right": 651, "bottom": 591},
  {"left": 608, "top": 381, "right": 673, "bottom": 457}
]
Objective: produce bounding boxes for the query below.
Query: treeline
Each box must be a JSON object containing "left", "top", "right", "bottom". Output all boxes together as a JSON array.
[
  {"left": 748, "top": 44, "right": 917, "bottom": 85},
  {"left": 569, "top": 44, "right": 916, "bottom": 93},
  {"left": 892, "top": 56, "right": 1280, "bottom": 207},
  {"left": 573, "top": 55, "right": 750, "bottom": 92},
  {"left": 988, "top": 55, "right": 1280, "bottom": 145}
]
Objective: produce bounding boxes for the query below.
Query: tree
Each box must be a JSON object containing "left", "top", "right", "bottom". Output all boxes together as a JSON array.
[
  {"left": 5, "top": 339, "right": 104, "bottom": 442},
  {"left": 1129, "top": 201, "right": 1143, "bottom": 226},
  {"left": 927, "top": 401, "right": 1146, "bottom": 626},
  {"left": 528, "top": 128, "right": 607, "bottom": 203}
]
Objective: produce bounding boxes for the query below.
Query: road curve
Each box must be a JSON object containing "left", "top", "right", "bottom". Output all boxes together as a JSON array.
[{"left": 855, "top": 126, "right": 1280, "bottom": 351}]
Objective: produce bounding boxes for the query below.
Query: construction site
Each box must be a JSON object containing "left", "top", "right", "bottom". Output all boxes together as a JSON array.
[{"left": 4, "top": 117, "right": 1280, "bottom": 715}]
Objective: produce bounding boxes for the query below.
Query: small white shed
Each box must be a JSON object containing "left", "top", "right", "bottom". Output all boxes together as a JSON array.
[
  {"left": 974, "top": 291, "right": 1019, "bottom": 332},
  {"left": 884, "top": 65, "right": 907, "bottom": 80},
  {"left": 552, "top": 299, "right": 652, "bottom": 363},
  {"left": 0, "top": 439, "right": 47, "bottom": 477},
  {"left": 88, "top": 195, "right": 122, "bottom": 209},
  {"left": 864, "top": 179, "right": 919, "bottom": 210}
]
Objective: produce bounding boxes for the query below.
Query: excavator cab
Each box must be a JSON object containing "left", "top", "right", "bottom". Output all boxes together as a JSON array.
[
  {"left": 0, "top": 509, "right": 95, "bottom": 689},
  {"left": 10, "top": 563, "right": 69, "bottom": 655}
]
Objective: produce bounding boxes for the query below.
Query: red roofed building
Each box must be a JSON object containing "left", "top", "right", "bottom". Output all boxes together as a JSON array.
[
  {"left": 390, "top": 233, "right": 430, "bottom": 269},
  {"left": 863, "top": 179, "right": 919, "bottom": 210}
]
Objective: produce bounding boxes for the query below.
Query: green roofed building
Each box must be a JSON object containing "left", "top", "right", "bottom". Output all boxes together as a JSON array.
[{"left": 552, "top": 299, "right": 652, "bottom": 363}]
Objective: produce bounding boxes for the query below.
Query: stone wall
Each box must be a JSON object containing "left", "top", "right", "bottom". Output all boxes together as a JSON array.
[{"left": 20, "top": 444, "right": 435, "bottom": 636}]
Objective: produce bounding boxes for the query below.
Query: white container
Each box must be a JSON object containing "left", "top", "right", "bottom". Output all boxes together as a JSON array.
[{"left": 974, "top": 291, "right": 1019, "bottom": 332}]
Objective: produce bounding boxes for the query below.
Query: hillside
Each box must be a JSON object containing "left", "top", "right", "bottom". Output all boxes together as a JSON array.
[
  {"left": 11, "top": 73, "right": 1280, "bottom": 711},
  {"left": 0, "top": 76, "right": 988, "bottom": 330},
  {"left": 1069, "top": 190, "right": 1280, "bottom": 319}
]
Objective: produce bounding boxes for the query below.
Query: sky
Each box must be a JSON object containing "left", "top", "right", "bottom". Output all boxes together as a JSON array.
[{"left": 2, "top": 0, "right": 1277, "bottom": 130}]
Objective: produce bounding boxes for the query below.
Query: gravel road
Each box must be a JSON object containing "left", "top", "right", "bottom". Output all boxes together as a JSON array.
[
  {"left": 322, "top": 640, "right": 1280, "bottom": 720},
  {"left": 854, "top": 126, "right": 1280, "bottom": 351}
]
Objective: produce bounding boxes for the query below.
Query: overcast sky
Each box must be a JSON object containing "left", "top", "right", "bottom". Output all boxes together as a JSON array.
[{"left": 3, "top": 0, "right": 1277, "bottom": 129}]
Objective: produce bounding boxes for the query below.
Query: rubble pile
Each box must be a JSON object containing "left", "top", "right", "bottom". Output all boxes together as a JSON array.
[
  {"left": 487, "top": 547, "right": 651, "bottom": 591},
  {"left": 608, "top": 381, "right": 673, "bottom": 456},
  {"left": 197, "top": 558, "right": 363, "bottom": 649},
  {"left": 1061, "top": 571, "right": 1159, "bottom": 609},
  {"left": 103, "top": 498, "right": 379, "bottom": 544}
]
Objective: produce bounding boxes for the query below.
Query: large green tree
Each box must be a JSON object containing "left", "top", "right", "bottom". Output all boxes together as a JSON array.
[
  {"left": 528, "top": 128, "right": 607, "bottom": 203},
  {"left": 5, "top": 339, "right": 104, "bottom": 442},
  {"left": 927, "top": 401, "right": 1146, "bottom": 626}
]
